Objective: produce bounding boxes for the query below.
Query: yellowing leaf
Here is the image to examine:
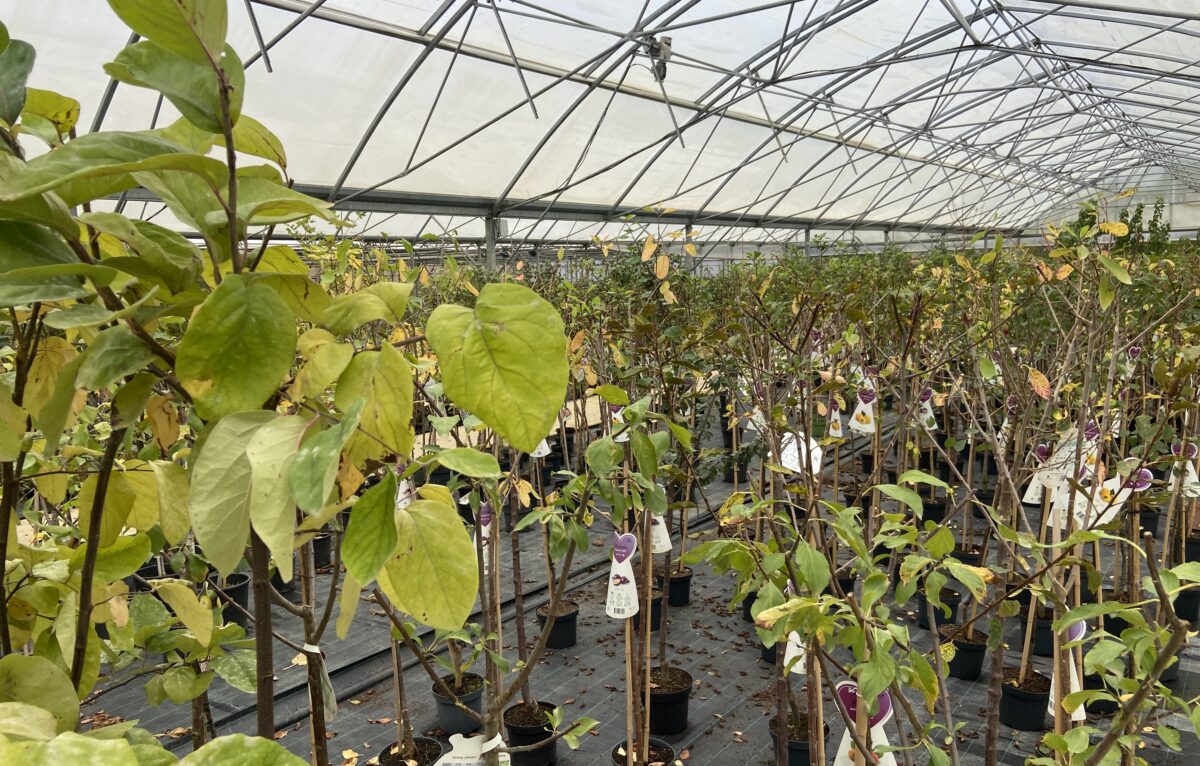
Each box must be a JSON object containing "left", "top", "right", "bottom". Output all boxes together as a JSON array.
[
  {"left": 683, "top": 242, "right": 697, "bottom": 257},
  {"left": 154, "top": 579, "right": 213, "bottom": 647},
  {"left": 1099, "top": 221, "right": 1129, "bottom": 237},
  {"left": 640, "top": 235, "right": 657, "bottom": 262},
  {"left": 1028, "top": 367, "right": 1051, "bottom": 400},
  {"left": 660, "top": 280, "right": 677, "bottom": 304},
  {"left": 654, "top": 254, "right": 669, "bottom": 280}
]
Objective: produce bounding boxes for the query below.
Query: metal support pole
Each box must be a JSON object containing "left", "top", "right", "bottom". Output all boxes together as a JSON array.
[
  {"left": 485, "top": 214, "right": 498, "bottom": 270},
  {"left": 804, "top": 226, "right": 812, "bottom": 257}
]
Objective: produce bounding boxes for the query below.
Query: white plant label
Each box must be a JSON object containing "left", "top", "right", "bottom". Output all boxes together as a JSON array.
[
  {"left": 395, "top": 478, "right": 416, "bottom": 511},
  {"left": 612, "top": 408, "right": 629, "bottom": 443},
  {"left": 827, "top": 407, "right": 844, "bottom": 438},
  {"left": 781, "top": 431, "right": 822, "bottom": 477},
  {"left": 849, "top": 388, "right": 877, "bottom": 435},
  {"left": 1171, "top": 442, "right": 1200, "bottom": 498},
  {"left": 1047, "top": 623, "right": 1087, "bottom": 723},
  {"left": 915, "top": 388, "right": 937, "bottom": 431},
  {"left": 531, "top": 438, "right": 552, "bottom": 458},
  {"left": 1071, "top": 477, "right": 1130, "bottom": 527},
  {"left": 476, "top": 502, "right": 493, "bottom": 576},
  {"left": 606, "top": 532, "right": 640, "bottom": 619},
  {"left": 782, "top": 632, "right": 806, "bottom": 675},
  {"left": 831, "top": 682, "right": 896, "bottom": 766},
  {"left": 650, "top": 512, "right": 673, "bottom": 554},
  {"left": 435, "top": 733, "right": 510, "bottom": 765}
]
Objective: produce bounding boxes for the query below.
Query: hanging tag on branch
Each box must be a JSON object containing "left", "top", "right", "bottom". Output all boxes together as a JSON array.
[
  {"left": 827, "top": 406, "right": 844, "bottom": 438},
  {"left": 531, "top": 438, "right": 552, "bottom": 459},
  {"left": 1171, "top": 442, "right": 1200, "bottom": 498},
  {"left": 915, "top": 387, "right": 937, "bottom": 431},
  {"left": 831, "top": 682, "right": 896, "bottom": 766},
  {"left": 396, "top": 477, "right": 416, "bottom": 511},
  {"left": 606, "top": 533, "right": 640, "bottom": 619},
  {"left": 781, "top": 431, "right": 822, "bottom": 477},
  {"left": 611, "top": 406, "right": 630, "bottom": 443},
  {"left": 1022, "top": 443, "right": 1050, "bottom": 505},
  {"left": 1047, "top": 622, "right": 1087, "bottom": 723},
  {"left": 475, "top": 502, "right": 493, "bottom": 576},
  {"left": 849, "top": 388, "right": 877, "bottom": 435},
  {"left": 650, "top": 512, "right": 673, "bottom": 554}
]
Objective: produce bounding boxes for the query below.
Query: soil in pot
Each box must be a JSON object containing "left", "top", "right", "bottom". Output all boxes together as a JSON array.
[
  {"left": 378, "top": 738, "right": 443, "bottom": 766},
  {"left": 433, "top": 673, "right": 485, "bottom": 735},
  {"left": 917, "top": 587, "right": 962, "bottom": 629},
  {"left": 535, "top": 600, "right": 579, "bottom": 650},
  {"left": 504, "top": 701, "right": 558, "bottom": 766},
  {"left": 999, "top": 666, "right": 1050, "bottom": 731},
  {"left": 610, "top": 739, "right": 676, "bottom": 766},
  {"left": 768, "top": 713, "right": 828, "bottom": 766},
  {"left": 655, "top": 566, "right": 693, "bottom": 607},
  {"left": 938, "top": 624, "right": 988, "bottom": 680},
  {"left": 648, "top": 665, "right": 693, "bottom": 735}
]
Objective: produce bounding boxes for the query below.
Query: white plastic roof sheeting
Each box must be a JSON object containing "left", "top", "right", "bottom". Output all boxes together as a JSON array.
[{"left": 9, "top": 0, "right": 1200, "bottom": 245}]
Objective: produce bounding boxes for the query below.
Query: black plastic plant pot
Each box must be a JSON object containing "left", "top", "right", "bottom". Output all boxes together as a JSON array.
[
  {"left": 127, "top": 560, "right": 171, "bottom": 592},
  {"left": 917, "top": 588, "right": 961, "bottom": 630},
  {"left": 1138, "top": 510, "right": 1162, "bottom": 541},
  {"left": 760, "top": 641, "right": 777, "bottom": 665},
  {"left": 432, "top": 673, "right": 485, "bottom": 735},
  {"left": 922, "top": 500, "right": 947, "bottom": 524},
  {"left": 742, "top": 590, "right": 758, "bottom": 622},
  {"left": 311, "top": 533, "right": 334, "bottom": 569},
  {"left": 768, "top": 717, "right": 827, "bottom": 766},
  {"left": 505, "top": 701, "right": 558, "bottom": 766},
  {"left": 377, "top": 737, "right": 444, "bottom": 766},
  {"left": 1031, "top": 617, "right": 1054, "bottom": 657},
  {"left": 953, "top": 547, "right": 983, "bottom": 567},
  {"left": 657, "top": 567, "right": 693, "bottom": 607},
  {"left": 999, "top": 668, "right": 1050, "bottom": 731},
  {"left": 648, "top": 666, "right": 693, "bottom": 735},
  {"left": 208, "top": 572, "right": 251, "bottom": 629},
  {"left": 1161, "top": 643, "right": 1183, "bottom": 683},
  {"left": 270, "top": 554, "right": 301, "bottom": 602},
  {"left": 1174, "top": 589, "right": 1200, "bottom": 624},
  {"left": 939, "top": 625, "right": 987, "bottom": 681},
  {"left": 1187, "top": 535, "right": 1200, "bottom": 563},
  {"left": 632, "top": 592, "right": 663, "bottom": 632},
  {"left": 1082, "top": 674, "right": 1119, "bottom": 715},
  {"left": 535, "top": 600, "right": 579, "bottom": 650},
  {"left": 610, "top": 738, "right": 676, "bottom": 766}
]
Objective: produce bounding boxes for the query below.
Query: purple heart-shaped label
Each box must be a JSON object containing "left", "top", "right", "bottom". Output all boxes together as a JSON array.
[
  {"left": 1034, "top": 443, "right": 1051, "bottom": 463},
  {"left": 835, "top": 681, "right": 893, "bottom": 727},
  {"left": 1066, "top": 621, "right": 1086, "bottom": 642},
  {"left": 1130, "top": 468, "right": 1153, "bottom": 491},
  {"left": 858, "top": 388, "right": 876, "bottom": 405},
  {"left": 612, "top": 532, "right": 637, "bottom": 563},
  {"left": 1128, "top": 346, "right": 1142, "bottom": 359},
  {"left": 1172, "top": 442, "right": 1198, "bottom": 459},
  {"left": 479, "top": 502, "right": 492, "bottom": 526},
  {"left": 920, "top": 388, "right": 933, "bottom": 403},
  {"left": 1085, "top": 420, "right": 1100, "bottom": 442}
]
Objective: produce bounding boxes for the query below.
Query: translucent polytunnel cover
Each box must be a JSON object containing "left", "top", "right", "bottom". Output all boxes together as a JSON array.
[{"left": 9, "top": 1, "right": 1200, "bottom": 243}]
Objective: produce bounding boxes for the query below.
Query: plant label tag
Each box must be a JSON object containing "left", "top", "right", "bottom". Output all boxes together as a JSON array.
[
  {"left": 831, "top": 682, "right": 896, "bottom": 766},
  {"left": 781, "top": 431, "right": 822, "bottom": 477},
  {"left": 849, "top": 389, "right": 876, "bottom": 434},
  {"left": 827, "top": 407, "right": 844, "bottom": 438},
  {"left": 1071, "top": 477, "right": 1130, "bottom": 527},
  {"left": 1048, "top": 623, "right": 1086, "bottom": 723},
  {"left": 782, "top": 632, "right": 806, "bottom": 675},
  {"left": 435, "top": 733, "right": 510, "bottom": 765},
  {"left": 1171, "top": 442, "right": 1200, "bottom": 497},
  {"left": 606, "top": 532, "right": 640, "bottom": 619},
  {"left": 477, "top": 502, "right": 493, "bottom": 576},
  {"left": 531, "top": 438, "right": 551, "bottom": 458},
  {"left": 915, "top": 388, "right": 937, "bottom": 431},
  {"left": 395, "top": 478, "right": 416, "bottom": 511},
  {"left": 1021, "top": 478, "right": 1043, "bottom": 506},
  {"left": 612, "top": 408, "right": 630, "bottom": 443},
  {"left": 650, "top": 513, "right": 672, "bottom": 554}
]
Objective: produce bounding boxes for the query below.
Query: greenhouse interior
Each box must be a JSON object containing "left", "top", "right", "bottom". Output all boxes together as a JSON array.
[{"left": 3, "top": 1, "right": 1200, "bottom": 765}]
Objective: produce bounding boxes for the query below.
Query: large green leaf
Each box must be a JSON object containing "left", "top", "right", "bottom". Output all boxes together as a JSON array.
[
  {"left": 209, "top": 650, "right": 256, "bottom": 694},
  {"left": 108, "top": 0, "right": 228, "bottom": 65},
  {"left": 0, "top": 39, "right": 34, "bottom": 126},
  {"left": 75, "top": 325, "right": 160, "bottom": 391},
  {"left": 151, "top": 460, "right": 191, "bottom": 545},
  {"left": 189, "top": 411, "right": 277, "bottom": 576},
  {"left": 79, "top": 212, "right": 200, "bottom": 293},
  {"left": 0, "top": 655, "right": 78, "bottom": 733},
  {"left": 342, "top": 472, "right": 398, "bottom": 586},
  {"left": 215, "top": 115, "right": 286, "bottom": 168},
  {"left": 435, "top": 448, "right": 503, "bottom": 478},
  {"left": 287, "top": 402, "right": 361, "bottom": 515},
  {"left": 333, "top": 344, "right": 413, "bottom": 466},
  {"left": 0, "top": 220, "right": 76, "bottom": 272},
  {"left": 69, "top": 533, "right": 151, "bottom": 584},
  {"left": 178, "top": 734, "right": 306, "bottom": 766},
  {"left": 154, "top": 579, "right": 213, "bottom": 646},
  {"left": 0, "top": 131, "right": 225, "bottom": 204},
  {"left": 249, "top": 246, "right": 330, "bottom": 323},
  {"left": 245, "top": 414, "right": 311, "bottom": 581},
  {"left": 176, "top": 274, "right": 297, "bottom": 420},
  {"left": 21, "top": 88, "right": 80, "bottom": 138},
  {"left": 0, "top": 702, "right": 57, "bottom": 742},
  {"left": 205, "top": 176, "right": 335, "bottom": 228},
  {"left": 321, "top": 282, "right": 413, "bottom": 335},
  {"left": 0, "top": 157, "right": 75, "bottom": 236},
  {"left": 427, "top": 283, "right": 567, "bottom": 453},
  {"left": 104, "top": 41, "right": 242, "bottom": 135},
  {"left": 379, "top": 497, "right": 477, "bottom": 630},
  {"left": 21, "top": 731, "right": 140, "bottom": 766}
]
